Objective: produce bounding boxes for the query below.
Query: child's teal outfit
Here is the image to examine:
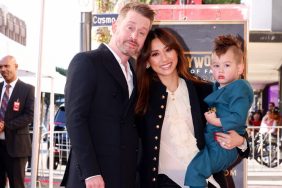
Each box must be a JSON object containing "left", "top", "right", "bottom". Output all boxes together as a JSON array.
[{"left": 184, "top": 79, "right": 253, "bottom": 188}]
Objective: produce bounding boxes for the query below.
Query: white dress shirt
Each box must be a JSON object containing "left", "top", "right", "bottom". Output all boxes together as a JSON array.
[{"left": 104, "top": 44, "right": 133, "bottom": 97}]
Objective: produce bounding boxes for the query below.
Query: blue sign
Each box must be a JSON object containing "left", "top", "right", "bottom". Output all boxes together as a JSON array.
[{"left": 92, "top": 14, "right": 118, "bottom": 27}]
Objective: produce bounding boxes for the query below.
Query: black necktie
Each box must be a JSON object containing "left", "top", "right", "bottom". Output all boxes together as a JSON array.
[{"left": 0, "top": 85, "right": 11, "bottom": 121}]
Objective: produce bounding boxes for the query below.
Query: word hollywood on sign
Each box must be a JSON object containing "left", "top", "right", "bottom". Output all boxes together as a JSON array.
[{"left": 186, "top": 53, "right": 214, "bottom": 82}]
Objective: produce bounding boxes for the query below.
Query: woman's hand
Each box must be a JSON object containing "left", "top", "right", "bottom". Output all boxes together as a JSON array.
[{"left": 215, "top": 130, "right": 244, "bottom": 150}]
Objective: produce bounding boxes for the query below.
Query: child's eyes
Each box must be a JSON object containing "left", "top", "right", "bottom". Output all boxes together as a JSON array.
[{"left": 212, "top": 64, "right": 231, "bottom": 68}]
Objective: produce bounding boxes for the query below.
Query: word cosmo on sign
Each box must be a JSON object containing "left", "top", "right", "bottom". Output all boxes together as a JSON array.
[{"left": 92, "top": 14, "right": 118, "bottom": 27}]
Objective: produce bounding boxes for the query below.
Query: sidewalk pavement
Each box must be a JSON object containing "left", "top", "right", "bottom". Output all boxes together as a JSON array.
[{"left": 24, "top": 176, "right": 62, "bottom": 188}]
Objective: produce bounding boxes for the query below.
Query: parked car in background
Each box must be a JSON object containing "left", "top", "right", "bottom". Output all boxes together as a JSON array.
[{"left": 47, "top": 104, "right": 70, "bottom": 169}]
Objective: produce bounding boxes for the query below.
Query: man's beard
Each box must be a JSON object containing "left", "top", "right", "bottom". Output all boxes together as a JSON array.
[{"left": 118, "top": 40, "right": 139, "bottom": 57}]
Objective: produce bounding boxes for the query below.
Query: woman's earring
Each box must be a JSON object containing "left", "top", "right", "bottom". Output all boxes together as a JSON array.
[{"left": 146, "top": 63, "right": 150, "bottom": 69}]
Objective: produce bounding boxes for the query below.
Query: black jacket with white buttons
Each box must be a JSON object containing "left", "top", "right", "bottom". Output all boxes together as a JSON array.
[{"left": 137, "top": 78, "right": 208, "bottom": 188}]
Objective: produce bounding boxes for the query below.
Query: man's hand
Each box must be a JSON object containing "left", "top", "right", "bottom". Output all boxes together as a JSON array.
[
  {"left": 215, "top": 130, "right": 244, "bottom": 150},
  {"left": 0, "top": 121, "right": 5, "bottom": 133},
  {"left": 85, "top": 175, "right": 105, "bottom": 188}
]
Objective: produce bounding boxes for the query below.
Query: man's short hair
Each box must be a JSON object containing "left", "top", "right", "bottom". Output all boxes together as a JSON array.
[{"left": 118, "top": 2, "right": 155, "bottom": 25}]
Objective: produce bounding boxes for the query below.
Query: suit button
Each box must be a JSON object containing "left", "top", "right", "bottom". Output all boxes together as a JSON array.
[
  {"left": 155, "top": 136, "right": 158, "bottom": 140},
  {"left": 154, "top": 146, "right": 158, "bottom": 150},
  {"left": 152, "top": 167, "right": 156, "bottom": 171},
  {"left": 158, "top": 115, "right": 162, "bottom": 119},
  {"left": 152, "top": 178, "right": 156, "bottom": 182},
  {"left": 156, "top": 125, "right": 160, "bottom": 129},
  {"left": 161, "top": 95, "right": 165, "bottom": 99},
  {"left": 153, "top": 157, "right": 157, "bottom": 161},
  {"left": 160, "top": 105, "right": 164, "bottom": 109}
]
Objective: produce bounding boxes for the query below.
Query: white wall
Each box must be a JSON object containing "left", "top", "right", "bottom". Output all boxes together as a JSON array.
[
  {"left": 243, "top": 0, "right": 272, "bottom": 31},
  {"left": 0, "top": 0, "right": 81, "bottom": 74}
]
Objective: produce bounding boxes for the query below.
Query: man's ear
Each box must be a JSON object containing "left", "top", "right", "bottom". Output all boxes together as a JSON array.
[{"left": 112, "top": 20, "right": 117, "bottom": 33}]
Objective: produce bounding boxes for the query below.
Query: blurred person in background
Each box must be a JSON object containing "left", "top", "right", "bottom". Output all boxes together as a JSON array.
[
  {"left": 262, "top": 101, "right": 275, "bottom": 117},
  {"left": 260, "top": 107, "right": 281, "bottom": 134},
  {"left": 248, "top": 110, "right": 263, "bottom": 135}
]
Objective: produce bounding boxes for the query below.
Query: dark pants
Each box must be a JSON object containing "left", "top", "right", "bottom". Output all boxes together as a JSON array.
[
  {"left": 27, "top": 133, "right": 33, "bottom": 169},
  {"left": 157, "top": 174, "right": 181, "bottom": 188},
  {"left": 0, "top": 140, "right": 27, "bottom": 188}
]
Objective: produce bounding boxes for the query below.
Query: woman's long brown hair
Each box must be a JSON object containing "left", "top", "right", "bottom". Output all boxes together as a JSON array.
[{"left": 135, "top": 28, "right": 199, "bottom": 115}]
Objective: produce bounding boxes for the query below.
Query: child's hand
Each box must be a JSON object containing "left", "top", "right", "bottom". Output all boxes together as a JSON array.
[
  {"left": 205, "top": 107, "right": 221, "bottom": 127},
  {"left": 204, "top": 111, "right": 217, "bottom": 125}
]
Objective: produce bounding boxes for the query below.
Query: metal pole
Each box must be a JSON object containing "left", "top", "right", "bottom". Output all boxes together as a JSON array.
[
  {"left": 48, "top": 76, "right": 55, "bottom": 188},
  {"left": 80, "top": 12, "right": 92, "bottom": 52},
  {"left": 279, "top": 65, "right": 282, "bottom": 115},
  {"left": 31, "top": 0, "right": 45, "bottom": 187}
]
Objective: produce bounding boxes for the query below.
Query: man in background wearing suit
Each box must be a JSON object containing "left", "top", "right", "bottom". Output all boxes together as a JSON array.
[
  {"left": 0, "top": 55, "right": 35, "bottom": 188},
  {"left": 61, "top": 2, "right": 155, "bottom": 188}
]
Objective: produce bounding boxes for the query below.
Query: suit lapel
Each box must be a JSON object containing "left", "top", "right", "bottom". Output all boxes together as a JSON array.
[
  {"left": 129, "top": 59, "right": 136, "bottom": 100},
  {"left": 99, "top": 44, "right": 129, "bottom": 98},
  {"left": 120, "top": 59, "right": 137, "bottom": 118},
  {"left": 0, "top": 82, "right": 3, "bottom": 96},
  {"left": 128, "top": 61, "right": 137, "bottom": 101}
]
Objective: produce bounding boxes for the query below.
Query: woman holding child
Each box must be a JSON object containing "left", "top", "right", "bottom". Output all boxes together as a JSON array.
[{"left": 135, "top": 28, "right": 249, "bottom": 188}]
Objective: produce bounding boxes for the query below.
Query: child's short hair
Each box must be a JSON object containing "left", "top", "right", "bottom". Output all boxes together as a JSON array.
[{"left": 212, "top": 34, "right": 244, "bottom": 64}]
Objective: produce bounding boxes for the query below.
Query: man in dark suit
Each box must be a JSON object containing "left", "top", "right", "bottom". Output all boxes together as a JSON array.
[
  {"left": 0, "top": 55, "right": 35, "bottom": 188},
  {"left": 61, "top": 2, "right": 155, "bottom": 188}
]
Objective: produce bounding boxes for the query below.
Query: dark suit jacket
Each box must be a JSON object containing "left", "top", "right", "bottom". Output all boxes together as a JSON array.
[
  {"left": 1, "top": 79, "right": 34, "bottom": 157},
  {"left": 62, "top": 44, "right": 139, "bottom": 188},
  {"left": 137, "top": 78, "right": 249, "bottom": 188}
]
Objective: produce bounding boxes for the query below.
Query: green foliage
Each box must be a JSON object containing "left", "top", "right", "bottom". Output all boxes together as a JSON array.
[
  {"left": 56, "top": 67, "right": 67, "bottom": 76},
  {"left": 138, "top": 0, "right": 177, "bottom": 4},
  {"left": 203, "top": 0, "right": 241, "bottom": 4}
]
